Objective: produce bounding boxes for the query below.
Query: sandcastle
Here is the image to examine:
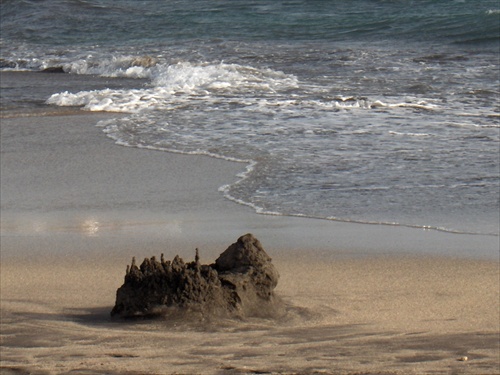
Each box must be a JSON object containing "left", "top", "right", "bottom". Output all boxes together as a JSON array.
[{"left": 111, "top": 233, "right": 283, "bottom": 319}]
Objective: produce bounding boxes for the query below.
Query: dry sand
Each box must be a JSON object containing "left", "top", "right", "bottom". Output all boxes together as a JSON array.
[
  {"left": 1, "top": 254, "right": 498, "bottom": 374},
  {"left": 1, "top": 113, "right": 499, "bottom": 374}
]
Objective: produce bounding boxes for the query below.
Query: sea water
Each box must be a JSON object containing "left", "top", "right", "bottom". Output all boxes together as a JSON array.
[{"left": 1, "top": 0, "right": 499, "bottom": 236}]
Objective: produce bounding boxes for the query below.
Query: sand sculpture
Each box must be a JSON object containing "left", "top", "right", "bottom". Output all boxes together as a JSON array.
[{"left": 111, "top": 233, "right": 283, "bottom": 318}]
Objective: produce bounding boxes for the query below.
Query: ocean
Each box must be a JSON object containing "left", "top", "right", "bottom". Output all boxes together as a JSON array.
[{"left": 1, "top": 0, "right": 499, "bottom": 236}]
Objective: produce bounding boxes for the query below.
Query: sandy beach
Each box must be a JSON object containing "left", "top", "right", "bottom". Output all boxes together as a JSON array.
[{"left": 1, "top": 112, "right": 499, "bottom": 374}]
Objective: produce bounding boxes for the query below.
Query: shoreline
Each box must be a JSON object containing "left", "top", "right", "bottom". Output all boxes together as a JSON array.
[{"left": 1, "top": 111, "right": 499, "bottom": 260}]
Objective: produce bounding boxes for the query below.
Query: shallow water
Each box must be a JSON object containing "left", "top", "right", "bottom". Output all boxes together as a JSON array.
[{"left": 1, "top": 0, "right": 499, "bottom": 235}]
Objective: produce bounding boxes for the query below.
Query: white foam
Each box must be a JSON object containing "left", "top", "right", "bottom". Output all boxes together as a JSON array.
[
  {"left": 46, "top": 57, "right": 445, "bottom": 117},
  {"left": 62, "top": 55, "right": 158, "bottom": 78},
  {"left": 47, "top": 88, "right": 153, "bottom": 113},
  {"left": 151, "top": 62, "right": 299, "bottom": 94},
  {"left": 370, "top": 100, "right": 438, "bottom": 110},
  {"left": 46, "top": 61, "right": 301, "bottom": 112},
  {"left": 389, "top": 131, "right": 432, "bottom": 137}
]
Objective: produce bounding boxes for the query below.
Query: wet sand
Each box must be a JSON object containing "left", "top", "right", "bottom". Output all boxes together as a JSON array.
[{"left": 1, "top": 113, "right": 499, "bottom": 374}]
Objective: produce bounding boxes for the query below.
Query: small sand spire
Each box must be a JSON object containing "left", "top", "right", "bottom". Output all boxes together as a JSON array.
[{"left": 195, "top": 248, "right": 201, "bottom": 274}]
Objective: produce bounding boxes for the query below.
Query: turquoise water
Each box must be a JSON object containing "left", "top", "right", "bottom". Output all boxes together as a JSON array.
[{"left": 1, "top": 0, "right": 499, "bottom": 235}]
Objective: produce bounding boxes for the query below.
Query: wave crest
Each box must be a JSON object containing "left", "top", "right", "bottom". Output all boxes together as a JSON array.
[
  {"left": 151, "top": 62, "right": 298, "bottom": 94},
  {"left": 46, "top": 61, "right": 300, "bottom": 112}
]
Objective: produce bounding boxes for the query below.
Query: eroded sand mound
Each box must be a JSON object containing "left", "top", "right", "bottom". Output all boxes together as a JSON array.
[{"left": 111, "top": 233, "right": 283, "bottom": 319}]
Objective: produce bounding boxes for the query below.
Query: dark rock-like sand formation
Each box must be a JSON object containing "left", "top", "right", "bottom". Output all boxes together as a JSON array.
[{"left": 111, "top": 233, "right": 283, "bottom": 319}]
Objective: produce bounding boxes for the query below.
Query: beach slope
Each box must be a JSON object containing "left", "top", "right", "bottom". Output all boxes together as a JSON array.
[{"left": 1, "top": 113, "right": 499, "bottom": 374}]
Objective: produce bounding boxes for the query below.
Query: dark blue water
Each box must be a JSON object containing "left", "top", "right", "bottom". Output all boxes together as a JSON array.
[
  {"left": 1, "top": 0, "right": 499, "bottom": 235},
  {"left": 1, "top": 1, "right": 498, "bottom": 46}
]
